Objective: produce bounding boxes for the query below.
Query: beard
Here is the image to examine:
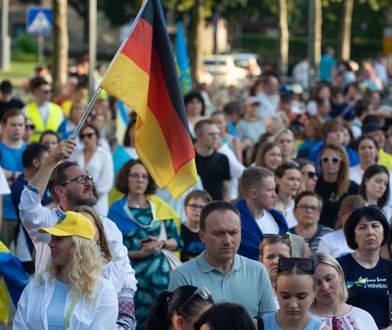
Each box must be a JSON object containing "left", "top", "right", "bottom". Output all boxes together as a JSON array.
[{"left": 65, "top": 185, "right": 98, "bottom": 207}]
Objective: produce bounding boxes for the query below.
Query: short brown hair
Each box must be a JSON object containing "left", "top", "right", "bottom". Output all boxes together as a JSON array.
[
  {"left": 194, "top": 119, "right": 215, "bottom": 136},
  {"left": 115, "top": 159, "right": 156, "bottom": 195},
  {"left": 240, "top": 166, "right": 274, "bottom": 197},
  {"left": 48, "top": 161, "right": 80, "bottom": 201},
  {"left": 183, "top": 190, "right": 212, "bottom": 207},
  {"left": 1, "top": 108, "right": 25, "bottom": 125}
]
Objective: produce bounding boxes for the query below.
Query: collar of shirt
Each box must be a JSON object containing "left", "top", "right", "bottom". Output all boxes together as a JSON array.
[{"left": 197, "top": 251, "right": 242, "bottom": 273}]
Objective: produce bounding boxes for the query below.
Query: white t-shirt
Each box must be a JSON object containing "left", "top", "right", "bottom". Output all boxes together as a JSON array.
[
  {"left": 349, "top": 164, "right": 363, "bottom": 185},
  {"left": 284, "top": 200, "right": 297, "bottom": 229},
  {"left": 256, "top": 210, "right": 280, "bottom": 234},
  {"left": 317, "top": 228, "right": 354, "bottom": 258},
  {"left": 0, "top": 166, "right": 10, "bottom": 195}
]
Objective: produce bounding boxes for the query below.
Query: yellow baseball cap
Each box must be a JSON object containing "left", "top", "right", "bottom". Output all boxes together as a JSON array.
[{"left": 39, "top": 211, "right": 95, "bottom": 240}]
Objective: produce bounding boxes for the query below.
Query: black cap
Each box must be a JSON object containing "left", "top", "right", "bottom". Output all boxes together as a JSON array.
[{"left": 0, "top": 80, "right": 12, "bottom": 94}]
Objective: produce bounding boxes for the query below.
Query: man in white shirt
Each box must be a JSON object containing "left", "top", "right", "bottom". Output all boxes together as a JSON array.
[{"left": 19, "top": 139, "right": 137, "bottom": 329}]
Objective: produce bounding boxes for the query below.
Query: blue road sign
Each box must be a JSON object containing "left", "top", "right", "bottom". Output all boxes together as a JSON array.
[{"left": 26, "top": 7, "right": 53, "bottom": 36}]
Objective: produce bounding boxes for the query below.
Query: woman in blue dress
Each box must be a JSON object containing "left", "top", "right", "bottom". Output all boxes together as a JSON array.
[{"left": 108, "top": 159, "right": 182, "bottom": 330}]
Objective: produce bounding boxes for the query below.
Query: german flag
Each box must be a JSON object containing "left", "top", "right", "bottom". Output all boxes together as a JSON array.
[{"left": 100, "top": 0, "right": 197, "bottom": 198}]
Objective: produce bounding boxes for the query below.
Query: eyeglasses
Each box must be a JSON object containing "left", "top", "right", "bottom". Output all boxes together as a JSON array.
[
  {"left": 278, "top": 257, "right": 315, "bottom": 274},
  {"left": 129, "top": 173, "right": 149, "bottom": 180},
  {"left": 26, "top": 124, "right": 35, "bottom": 130},
  {"left": 41, "top": 89, "right": 52, "bottom": 94},
  {"left": 306, "top": 171, "right": 318, "bottom": 179},
  {"left": 80, "top": 133, "right": 95, "bottom": 139},
  {"left": 297, "top": 204, "right": 320, "bottom": 212},
  {"left": 60, "top": 175, "right": 93, "bottom": 186},
  {"left": 187, "top": 203, "right": 205, "bottom": 211},
  {"left": 321, "top": 156, "right": 341, "bottom": 164},
  {"left": 177, "top": 287, "right": 211, "bottom": 316}
]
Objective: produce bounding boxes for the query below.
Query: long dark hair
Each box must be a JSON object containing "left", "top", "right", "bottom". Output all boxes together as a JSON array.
[
  {"left": 145, "top": 285, "right": 213, "bottom": 330},
  {"left": 359, "top": 164, "right": 390, "bottom": 207}
]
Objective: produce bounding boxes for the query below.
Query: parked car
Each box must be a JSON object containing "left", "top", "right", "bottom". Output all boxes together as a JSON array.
[
  {"left": 202, "top": 55, "right": 248, "bottom": 87},
  {"left": 233, "top": 53, "right": 262, "bottom": 76}
]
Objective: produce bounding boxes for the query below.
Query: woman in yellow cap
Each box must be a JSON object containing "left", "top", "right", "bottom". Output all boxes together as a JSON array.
[{"left": 13, "top": 211, "right": 118, "bottom": 329}]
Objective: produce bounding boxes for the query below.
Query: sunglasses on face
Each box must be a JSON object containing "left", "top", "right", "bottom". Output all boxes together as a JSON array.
[
  {"left": 26, "top": 124, "right": 35, "bottom": 130},
  {"left": 177, "top": 287, "right": 211, "bottom": 317},
  {"left": 80, "top": 132, "right": 95, "bottom": 139},
  {"left": 306, "top": 171, "right": 318, "bottom": 179},
  {"left": 277, "top": 257, "right": 315, "bottom": 274},
  {"left": 321, "top": 156, "right": 341, "bottom": 164}
]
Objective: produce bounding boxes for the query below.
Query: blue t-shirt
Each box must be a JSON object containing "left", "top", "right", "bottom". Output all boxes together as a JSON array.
[
  {"left": 337, "top": 253, "right": 391, "bottom": 328},
  {"left": 0, "top": 142, "right": 26, "bottom": 219},
  {"left": 319, "top": 54, "right": 336, "bottom": 81},
  {"left": 262, "top": 312, "right": 323, "bottom": 330},
  {"left": 47, "top": 279, "right": 71, "bottom": 329}
]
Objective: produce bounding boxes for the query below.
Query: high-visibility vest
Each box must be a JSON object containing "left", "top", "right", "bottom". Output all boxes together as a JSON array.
[{"left": 25, "top": 102, "right": 63, "bottom": 141}]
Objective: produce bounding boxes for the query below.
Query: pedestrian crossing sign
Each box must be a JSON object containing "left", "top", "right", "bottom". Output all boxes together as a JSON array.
[{"left": 26, "top": 7, "right": 53, "bottom": 36}]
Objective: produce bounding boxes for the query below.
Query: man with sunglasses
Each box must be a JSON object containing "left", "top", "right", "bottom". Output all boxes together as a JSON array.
[
  {"left": 18, "top": 139, "right": 137, "bottom": 329},
  {"left": 169, "top": 201, "right": 276, "bottom": 319},
  {"left": 22, "top": 77, "right": 63, "bottom": 141}
]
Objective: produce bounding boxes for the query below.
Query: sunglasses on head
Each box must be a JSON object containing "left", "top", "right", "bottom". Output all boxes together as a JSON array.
[
  {"left": 282, "top": 160, "right": 300, "bottom": 169},
  {"left": 278, "top": 257, "right": 315, "bottom": 274},
  {"left": 263, "top": 233, "right": 292, "bottom": 243},
  {"left": 321, "top": 156, "right": 341, "bottom": 164},
  {"left": 176, "top": 287, "right": 211, "bottom": 316},
  {"left": 80, "top": 132, "right": 95, "bottom": 139}
]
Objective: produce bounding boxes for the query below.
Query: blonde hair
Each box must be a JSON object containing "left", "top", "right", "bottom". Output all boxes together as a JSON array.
[
  {"left": 47, "top": 236, "right": 105, "bottom": 302},
  {"left": 315, "top": 253, "right": 348, "bottom": 303}
]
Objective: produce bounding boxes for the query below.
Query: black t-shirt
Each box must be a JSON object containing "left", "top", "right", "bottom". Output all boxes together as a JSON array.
[
  {"left": 338, "top": 253, "right": 391, "bottom": 329},
  {"left": 0, "top": 99, "right": 25, "bottom": 121},
  {"left": 315, "top": 177, "right": 358, "bottom": 228},
  {"left": 195, "top": 151, "right": 230, "bottom": 200},
  {"left": 180, "top": 224, "right": 205, "bottom": 262}
]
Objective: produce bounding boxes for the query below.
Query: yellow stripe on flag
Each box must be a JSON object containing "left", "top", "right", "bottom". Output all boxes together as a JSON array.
[{"left": 100, "top": 54, "right": 150, "bottom": 123}]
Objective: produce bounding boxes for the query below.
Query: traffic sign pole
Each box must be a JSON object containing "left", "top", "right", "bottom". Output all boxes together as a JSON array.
[{"left": 38, "top": 35, "right": 44, "bottom": 65}]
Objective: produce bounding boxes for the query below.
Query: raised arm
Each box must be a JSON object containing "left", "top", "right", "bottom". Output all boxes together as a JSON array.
[{"left": 30, "top": 139, "right": 76, "bottom": 198}]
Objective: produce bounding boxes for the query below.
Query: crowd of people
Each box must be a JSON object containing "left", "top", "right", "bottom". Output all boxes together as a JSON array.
[{"left": 0, "top": 51, "right": 392, "bottom": 330}]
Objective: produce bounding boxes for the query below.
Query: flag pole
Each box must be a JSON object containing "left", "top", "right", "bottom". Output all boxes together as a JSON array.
[
  {"left": 71, "top": 87, "right": 102, "bottom": 139},
  {"left": 71, "top": 0, "right": 149, "bottom": 140}
]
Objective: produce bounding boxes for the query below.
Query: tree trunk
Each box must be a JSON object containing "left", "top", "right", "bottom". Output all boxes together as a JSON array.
[
  {"left": 307, "top": 0, "right": 322, "bottom": 91},
  {"left": 339, "top": 0, "right": 354, "bottom": 61},
  {"left": 52, "top": 0, "right": 68, "bottom": 97},
  {"left": 278, "top": 0, "right": 289, "bottom": 76},
  {"left": 188, "top": 0, "right": 205, "bottom": 86}
]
